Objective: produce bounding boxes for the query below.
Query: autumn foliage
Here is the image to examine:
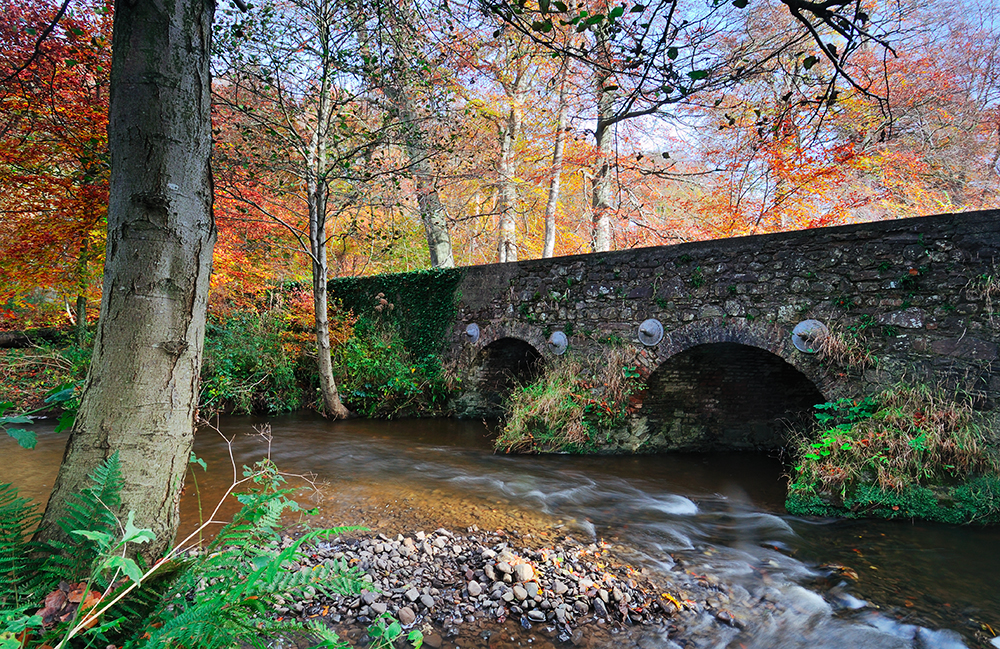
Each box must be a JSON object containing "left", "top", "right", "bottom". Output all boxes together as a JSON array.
[{"left": 0, "top": 0, "right": 997, "bottom": 329}]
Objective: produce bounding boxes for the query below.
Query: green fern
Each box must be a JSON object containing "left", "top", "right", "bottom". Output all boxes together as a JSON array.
[
  {"left": 128, "top": 480, "right": 365, "bottom": 649},
  {"left": 0, "top": 483, "right": 42, "bottom": 608},
  {"left": 36, "top": 451, "right": 124, "bottom": 584}
]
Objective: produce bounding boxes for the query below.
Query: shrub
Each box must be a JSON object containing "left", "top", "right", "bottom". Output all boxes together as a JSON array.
[
  {"left": 496, "top": 349, "right": 641, "bottom": 453},
  {"left": 333, "top": 319, "right": 450, "bottom": 418},
  {"left": 788, "top": 383, "right": 1000, "bottom": 523},
  {"left": 200, "top": 311, "right": 304, "bottom": 415}
]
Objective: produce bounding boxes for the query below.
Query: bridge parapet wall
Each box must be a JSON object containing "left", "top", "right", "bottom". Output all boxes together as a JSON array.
[{"left": 333, "top": 210, "right": 1000, "bottom": 450}]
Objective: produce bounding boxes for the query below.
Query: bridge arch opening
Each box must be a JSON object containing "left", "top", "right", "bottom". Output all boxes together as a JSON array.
[
  {"left": 642, "top": 342, "right": 825, "bottom": 450},
  {"left": 474, "top": 337, "right": 544, "bottom": 415}
]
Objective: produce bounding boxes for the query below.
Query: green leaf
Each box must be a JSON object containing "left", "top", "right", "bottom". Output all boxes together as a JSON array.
[
  {"left": 539, "top": 0, "right": 550, "bottom": 13},
  {"left": 408, "top": 629, "right": 424, "bottom": 648},
  {"left": 803, "top": 55, "right": 818, "bottom": 70},
  {"left": 687, "top": 70, "right": 708, "bottom": 80},
  {"left": 6, "top": 428, "right": 36, "bottom": 449},
  {"left": 45, "top": 387, "right": 75, "bottom": 404},
  {"left": 732, "top": 0, "right": 748, "bottom": 7},
  {"left": 105, "top": 555, "right": 143, "bottom": 584},
  {"left": 554, "top": 1, "right": 567, "bottom": 10},
  {"left": 0, "top": 402, "right": 12, "bottom": 416},
  {"left": 610, "top": 5, "right": 624, "bottom": 18},
  {"left": 122, "top": 511, "right": 155, "bottom": 545},
  {"left": 667, "top": 47, "right": 678, "bottom": 60},
  {"left": 72, "top": 529, "right": 113, "bottom": 548},
  {"left": 386, "top": 622, "right": 402, "bottom": 639},
  {"left": 65, "top": 58, "right": 79, "bottom": 68},
  {"left": 1, "top": 415, "right": 33, "bottom": 425},
  {"left": 189, "top": 451, "right": 208, "bottom": 471},
  {"left": 55, "top": 410, "right": 75, "bottom": 434}
]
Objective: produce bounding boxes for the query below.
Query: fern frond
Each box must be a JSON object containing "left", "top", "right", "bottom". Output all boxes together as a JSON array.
[{"left": 0, "top": 482, "right": 44, "bottom": 607}]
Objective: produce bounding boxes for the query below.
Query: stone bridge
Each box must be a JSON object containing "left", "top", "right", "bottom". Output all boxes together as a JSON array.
[{"left": 332, "top": 210, "right": 1000, "bottom": 452}]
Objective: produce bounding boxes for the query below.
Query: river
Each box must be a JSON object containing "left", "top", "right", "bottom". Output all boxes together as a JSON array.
[{"left": 4, "top": 413, "right": 999, "bottom": 648}]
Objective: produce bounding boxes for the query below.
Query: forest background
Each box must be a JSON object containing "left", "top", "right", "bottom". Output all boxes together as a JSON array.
[{"left": 1, "top": 0, "right": 999, "bottom": 417}]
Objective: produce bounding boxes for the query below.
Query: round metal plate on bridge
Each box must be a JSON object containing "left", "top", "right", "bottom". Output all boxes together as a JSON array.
[
  {"left": 792, "top": 319, "right": 829, "bottom": 354},
  {"left": 464, "top": 323, "right": 480, "bottom": 344},
  {"left": 637, "top": 318, "right": 664, "bottom": 346},
  {"left": 547, "top": 331, "right": 568, "bottom": 355}
]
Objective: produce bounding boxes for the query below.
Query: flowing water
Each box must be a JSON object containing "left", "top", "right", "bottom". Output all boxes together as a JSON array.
[{"left": 5, "top": 413, "right": 999, "bottom": 648}]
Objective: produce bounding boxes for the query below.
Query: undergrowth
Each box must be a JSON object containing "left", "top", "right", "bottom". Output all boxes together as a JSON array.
[
  {"left": 0, "top": 451, "right": 420, "bottom": 648},
  {"left": 496, "top": 348, "right": 640, "bottom": 453},
  {"left": 334, "top": 319, "right": 451, "bottom": 418},
  {"left": 788, "top": 382, "right": 1000, "bottom": 523}
]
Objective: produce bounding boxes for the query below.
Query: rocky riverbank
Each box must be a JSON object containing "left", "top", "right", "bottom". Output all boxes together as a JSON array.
[{"left": 280, "top": 524, "right": 753, "bottom": 649}]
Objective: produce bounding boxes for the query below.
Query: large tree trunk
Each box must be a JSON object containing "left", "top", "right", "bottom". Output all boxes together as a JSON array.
[
  {"left": 543, "top": 57, "right": 570, "bottom": 259},
  {"left": 36, "top": 0, "right": 216, "bottom": 560},
  {"left": 496, "top": 96, "right": 522, "bottom": 263}
]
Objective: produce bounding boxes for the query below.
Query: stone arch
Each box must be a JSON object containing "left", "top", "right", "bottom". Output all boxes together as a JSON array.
[
  {"left": 636, "top": 319, "right": 835, "bottom": 450},
  {"left": 459, "top": 336, "right": 545, "bottom": 417}
]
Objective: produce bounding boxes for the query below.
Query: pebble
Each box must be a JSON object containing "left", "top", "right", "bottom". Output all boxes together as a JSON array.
[
  {"left": 398, "top": 606, "right": 416, "bottom": 625},
  {"left": 468, "top": 581, "right": 483, "bottom": 597},
  {"left": 514, "top": 564, "right": 534, "bottom": 582},
  {"left": 405, "top": 588, "right": 420, "bottom": 602},
  {"left": 513, "top": 585, "right": 528, "bottom": 601}
]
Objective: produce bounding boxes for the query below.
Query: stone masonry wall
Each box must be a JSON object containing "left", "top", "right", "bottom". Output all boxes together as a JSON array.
[{"left": 445, "top": 210, "right": 1000, "bottom": 451}]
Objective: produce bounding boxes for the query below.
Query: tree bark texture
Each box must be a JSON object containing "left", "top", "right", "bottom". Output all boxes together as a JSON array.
[
  {"left": 543, "top": 57, "right": 570, "bottom": 259},
  {"left": 308, "top": 132, "right": 350, "bottom": 419},
  {"left": 591, "top": 33, "right": 614, "bottom": 253},
  {"left": 496, "top": 94, "right": 523, "bottom": 263},
  {"left": 35, "top": 0, "right": 216, "bottom": 560}
]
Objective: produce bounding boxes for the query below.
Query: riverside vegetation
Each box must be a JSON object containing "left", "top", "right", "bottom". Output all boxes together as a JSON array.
[
  {"left": 0, "top": 447, "right": 423, "bottom": 649},
  {"left": 786, "top": 383, "right": 1000, "bottom": 524}
]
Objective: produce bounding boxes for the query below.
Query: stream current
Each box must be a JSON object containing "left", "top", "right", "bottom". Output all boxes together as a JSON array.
[{"left": 5, "top": 413, "right": 999, "bottom": 648}]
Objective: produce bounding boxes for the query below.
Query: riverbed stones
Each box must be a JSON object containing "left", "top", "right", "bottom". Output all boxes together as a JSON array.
[{"left": 468, "top": 581, "right": 482, "bottom": 597}]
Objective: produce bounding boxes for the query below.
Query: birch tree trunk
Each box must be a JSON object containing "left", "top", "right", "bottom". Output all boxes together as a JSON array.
[
  {"left": 308, "top": 170, "right": 350, "bottom": 418},
  {"left": 307, "top": 9, "right": 350, "bottom": 419},
  {"left": 36, "top": 0, "right": 216, "bottom": 560},
  {"left": 592, "top": 84, "right": 614, "bottom": 252},
  {"left": 496, "top": 92, "right": 523, "bottom": 263},
  {"left": 543, "top": 57, "right": 570, "bottom": 258},
  {"left": 591, "top": 28, "right": 614, "bottom": 253}
]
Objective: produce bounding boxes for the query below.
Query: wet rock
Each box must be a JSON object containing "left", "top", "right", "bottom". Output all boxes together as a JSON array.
[
  {"left": 553, "top": 580, "right": 569, "bottom": 595},
  {"left": 593, "top": 597, "right": 608, "bottom": 618},
  {"left": 405, "top": 588, "right": 420, "bottom": 602},
  {"left": 513, "top": 585, "right": 528, "bottom": 601},
  {"left": 468, "top": 581, "right": 483, "bottom": 597},
  {"left": 420, "top": 593, "right": 435, "bottom": 609},
  {"left": 423, "top": 633, "right": 443, "bottom": 648},
  {"left": 497, "top": 561, "right": 513, "bottom": 575}
]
